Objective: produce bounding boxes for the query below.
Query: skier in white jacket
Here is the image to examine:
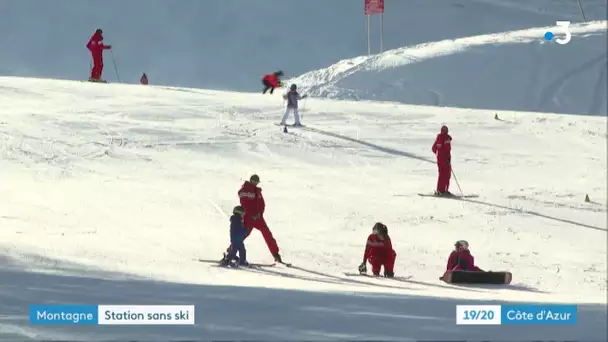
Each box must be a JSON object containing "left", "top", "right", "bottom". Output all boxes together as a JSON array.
[{"left": 281, "top": 84, "right": 307, "bottom": 126}]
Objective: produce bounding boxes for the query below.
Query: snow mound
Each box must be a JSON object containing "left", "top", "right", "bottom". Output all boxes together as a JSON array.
[{"left": 290, "top": 21, "right": 608, "bottom": 115}]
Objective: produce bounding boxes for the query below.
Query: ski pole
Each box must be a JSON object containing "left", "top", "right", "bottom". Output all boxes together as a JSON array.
[
  {"left": 110, "top": 50, "right": 121, "bottom": 83},
  {"left": 451, "top": 168, "right": 464, "bottom": 197}
]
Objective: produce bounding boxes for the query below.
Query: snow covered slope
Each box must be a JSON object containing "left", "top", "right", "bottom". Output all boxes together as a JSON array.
[
  {"left": 1, "top": 77, "right": 606, "bottom": 340},
  {"left": 290, "top": 21, "right": 608, "bottom": 115},
  {"left": 0, "top": 0, "right": 605, "bottom": 92}
]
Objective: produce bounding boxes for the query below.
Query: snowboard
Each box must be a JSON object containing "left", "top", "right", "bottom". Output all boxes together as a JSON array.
[
  {"left": 417, "top": 193, "right": 479, "bottom": 199},
  {"left": 440, "top": 270, "right": 512, "bottom": 284},
  {"left": 344, "top": 272, "right": 412, "bottom": 281}
]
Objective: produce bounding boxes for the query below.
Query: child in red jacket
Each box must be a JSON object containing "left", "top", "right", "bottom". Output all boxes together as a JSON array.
[
  {"left": 445, "top": 240, "right": 483, "bottom": 272},
  {"left": 359, "top": 222, "right": 397, "bottom": 277}
]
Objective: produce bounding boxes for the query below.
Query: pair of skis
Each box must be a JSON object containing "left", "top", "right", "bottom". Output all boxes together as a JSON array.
[
  {"left": 197, "top": 258, "right": 291, "bottom": 268},
  {"left": 417, "top": 192, "right": 479, "bottom": 199},
  {"left": 343, "top": 272, "right": 412, "bottom": 281}
]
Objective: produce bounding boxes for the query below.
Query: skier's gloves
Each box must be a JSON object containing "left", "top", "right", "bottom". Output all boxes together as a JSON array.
[{"left": 358, "top": 262, "right": 367, "bottom": 274}]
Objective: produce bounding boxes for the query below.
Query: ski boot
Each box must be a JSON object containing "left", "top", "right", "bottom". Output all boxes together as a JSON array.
[
  {"left": 273, "top": 253, "right": 283, "bottom": 263},
  {"left": 219, "top": 255, "right": 229, "bottom": 267},
  {"left": 384, "top": 271, "right": 394, "bottom": 278}
]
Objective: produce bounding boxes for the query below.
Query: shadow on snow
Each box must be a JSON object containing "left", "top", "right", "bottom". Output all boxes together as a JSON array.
[{"left": 1, "top": 253, "right": 606, "bottom": 341}]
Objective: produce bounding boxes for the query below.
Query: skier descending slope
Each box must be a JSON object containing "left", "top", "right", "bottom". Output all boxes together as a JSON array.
[
  {"left": 280, "top": 84, "right": 307, "bottom": 126},
  {"left": 262, "top": 71, "right": 284, "bottom": 94},
  {"left": 358, "top": 223, "right": 396, "bottom": 278},
  {"left": 225, "top": 174, "right": 283, "bottom": 263},
  {"left": 431, "top": 125, "right": 452, "bottom": 196},
  {"left": 86, "top": 29, "right": 112, "bottom": 82}
]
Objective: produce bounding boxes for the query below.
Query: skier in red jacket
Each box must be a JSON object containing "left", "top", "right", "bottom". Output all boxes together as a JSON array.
[
  {"left": 86, "top": 29, "right": 112, "bottom": 82},
  {"left": 431, "top": 125, "right": 452, "bottom": 196},
  {"left": 225, "top": 174, "right": 282, "bottom": 263},
  {"left": 445, "top": 240, "right": 483, "bottom": 272},
  {"left": 140, "top": 73, "right": 148, "bottom": 85},
  {"left": 358, "top": 222, "right": 396, "bottom": 277},
  {"left": 262, "top": 71, "right": 284, "bottom": 94}
]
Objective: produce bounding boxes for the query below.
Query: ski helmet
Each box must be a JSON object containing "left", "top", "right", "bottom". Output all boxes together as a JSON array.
[
  {"left": 95, "top": 29, "right": 103, "bottom": 35},
  {"left": 290, "top": 84, "right": 297, "bottom": 91},
  {"left": 250, "top": 174, "right": 260, "bottom": 183},
  {"left": 233, "top": 205, "right": 244, "bottom": 215},
  {"left": 455, "top": 240, "right": 469, "bottom": 250},
  {"left": 441, "top": 125, "right": 449, "bottom": 134},
  {"left": 275, "top": 70, "right": 284, "bottom": 76}
]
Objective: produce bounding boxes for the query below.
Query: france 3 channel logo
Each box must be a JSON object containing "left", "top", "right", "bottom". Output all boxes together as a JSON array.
[
  {"left": 456, "top": 304, "right": 577, "bottom": 325},
  {"left": 29, "top": 305, "right": 195, "bottom": 325},
  {"left": 544, "top": 21, "right": 572, "bottom": 45}
]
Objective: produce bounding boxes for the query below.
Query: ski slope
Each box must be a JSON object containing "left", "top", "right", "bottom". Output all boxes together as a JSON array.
[
  {"left": 1, "top": 76, "right": 606, "bottom": 340},
  {"left": 290, "top": 21, "right": 608, "bottom": 115},
  {"left": 1, "top": 0, "right": 606, "bottom": 95}
]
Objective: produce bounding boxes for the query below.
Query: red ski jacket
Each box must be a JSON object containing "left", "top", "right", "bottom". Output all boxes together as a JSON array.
[
  {"left": 238, "top": 181, "right": 265, "bottom": 218},
  {"left": 432, "top": 133, "right": 452, "bottom": 165},
  {"left": 446, "top": 250, "right": 482, "bottom": 271},
  {"left": 363, "top": 233, "right": 393, "bottom": 261},
  {"left": 140, "top": 74, "right": 148, "bottom": 85},
  {"left": 263, "top": 73, "right": 280, "bottom": 88},
  {"left": 86, "top": 32, "right": 111, "bottom": 56}
]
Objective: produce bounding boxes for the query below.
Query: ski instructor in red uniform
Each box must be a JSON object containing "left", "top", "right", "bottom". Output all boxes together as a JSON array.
[
  {"left": 431, "top": 125, "right": 452, "bottom": 196},
  {"left": 86, "top": 29, "right": 112, "bottom": 82},
  {"left": 225, "top": 174, "right": 283, "bottom": 263}
]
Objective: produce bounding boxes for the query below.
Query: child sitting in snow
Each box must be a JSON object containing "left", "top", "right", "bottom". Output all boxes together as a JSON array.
[{"left": 445, "top": 240, "right": 484, "bottom": 272}]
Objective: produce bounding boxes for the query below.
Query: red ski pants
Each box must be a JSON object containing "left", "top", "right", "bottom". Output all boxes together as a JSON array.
[
  {"left": 436, "top": 163, "right": 451, "bottom": 193},
  {"left": 227, "top": 216, "right": 279, "bottom": 255},
  {"left": 90, "top": 54, "right": 104, "bottom": 80},
  {"left": 369, "top": 250, "right": 396, "bottom": 274}
]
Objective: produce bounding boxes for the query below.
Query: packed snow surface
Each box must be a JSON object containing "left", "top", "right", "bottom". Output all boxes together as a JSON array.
[
  {"left": 0, "top": 76, "right": 606, "bottom": 340},
  {"left": 1, "top": 0, "right": 607, "bottom": 340}
]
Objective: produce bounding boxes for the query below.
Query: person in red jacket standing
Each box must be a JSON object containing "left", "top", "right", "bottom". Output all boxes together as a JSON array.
[
  {"left": 431, "top": 125, "right": 452, "bottom": 196},
  {"left": 262, "top": 71, "right": 284, "bottom": 94},
  {"left": 86, "top": 29, "right": 112, "bottom": 82},
  {"left": 140, "top": 73, "right": 148, "bottom": 85},
  {"left": 358, "top": 222, "right": 396, "bottom": 277},
  {"left": 224, "top": 174, "right": 282, "bottom": 263}
]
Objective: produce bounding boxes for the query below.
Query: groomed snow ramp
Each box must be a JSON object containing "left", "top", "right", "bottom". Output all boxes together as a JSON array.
[{"left": 290, "top": 21, "right": 608, "bottom": 115}]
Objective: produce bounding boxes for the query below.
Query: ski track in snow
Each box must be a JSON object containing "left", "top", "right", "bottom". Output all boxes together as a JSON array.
[
  {"left": 290, "top": 21, "right": 608, "bottom": 115},
  {"left": 0, "top": 76, "right": 606, "bottom": 341}
]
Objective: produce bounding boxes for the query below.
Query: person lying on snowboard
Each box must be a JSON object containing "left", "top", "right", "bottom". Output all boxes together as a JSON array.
[
  {"left": 446, "top": 240, "right": 483, "bottom": 272},
  {"left": 358, "top": 222, "right": 397, "bottom": 278}
]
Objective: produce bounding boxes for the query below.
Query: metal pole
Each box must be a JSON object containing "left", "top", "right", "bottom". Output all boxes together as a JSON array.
[
  {"left": 380, "top": 13, "right": 384, "bottom": 53},
  {"left": 367, "top": 15, "right": 371, "bottom": 55},
  {"left": 576, "top": 0, "right": 588, "bottom": 21}
]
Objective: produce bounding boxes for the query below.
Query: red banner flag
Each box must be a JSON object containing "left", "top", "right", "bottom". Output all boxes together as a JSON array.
[{"left": 365, "top": 0, "right": 384, "bottom": 15}]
